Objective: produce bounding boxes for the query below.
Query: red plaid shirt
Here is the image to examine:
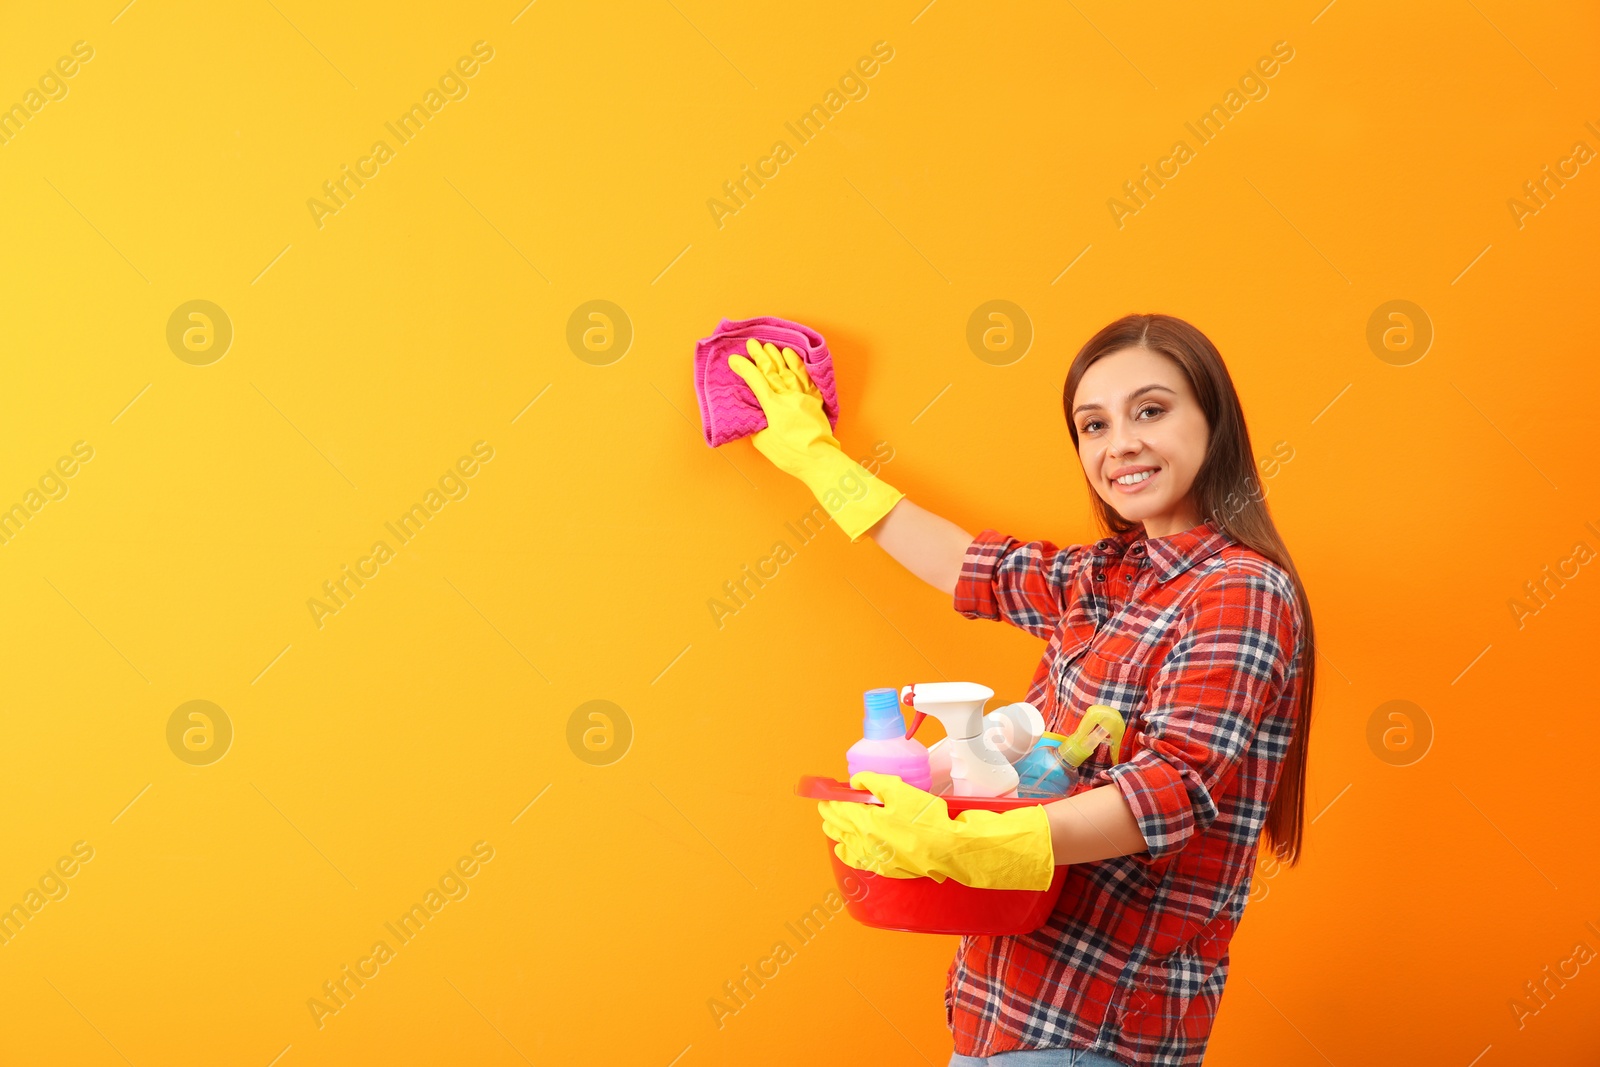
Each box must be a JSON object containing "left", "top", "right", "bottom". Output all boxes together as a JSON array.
[{"left": 948, "top": 518, "right": 1304, "bottom": 1067}]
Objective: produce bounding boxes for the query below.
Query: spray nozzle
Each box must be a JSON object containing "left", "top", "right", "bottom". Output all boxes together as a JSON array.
[{"left": 1057, "top": 705, "right": 1126, "bottom": 769}]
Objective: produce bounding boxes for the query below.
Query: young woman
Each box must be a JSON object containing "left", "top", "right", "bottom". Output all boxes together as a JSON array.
[{"left": 728, "top": 312, "right": 1316, "bottom": 1067}]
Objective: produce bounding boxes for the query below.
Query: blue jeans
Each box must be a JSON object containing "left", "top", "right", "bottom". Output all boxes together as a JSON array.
[{"left": 950, "top": 1049, "right": 1129, "bottom": 1067}]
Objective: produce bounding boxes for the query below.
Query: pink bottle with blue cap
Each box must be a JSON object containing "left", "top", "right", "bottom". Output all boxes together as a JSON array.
[{"left": 846, "top": 687, "right": 932, "bottom": 790}]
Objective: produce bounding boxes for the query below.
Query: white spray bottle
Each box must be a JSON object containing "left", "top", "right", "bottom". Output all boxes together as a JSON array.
[
  {"left": 901, "top": 683, "right": 1042, "bottom": 798},
  {"left": 922, "top": 699, "right": 1046, "bottom": 797}
]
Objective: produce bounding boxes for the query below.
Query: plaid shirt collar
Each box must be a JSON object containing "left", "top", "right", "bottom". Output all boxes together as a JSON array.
[{"left": 1093, "top": 519, "right": 1235, "bottom": 584}]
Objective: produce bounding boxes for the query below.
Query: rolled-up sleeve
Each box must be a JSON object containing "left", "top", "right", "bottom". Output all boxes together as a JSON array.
[
  {"left": 1097, "top": 567, "right": 1301, "bottom": 860},
  {"left": 953, "top": 530, "right": 1091, "bottom": 641}
]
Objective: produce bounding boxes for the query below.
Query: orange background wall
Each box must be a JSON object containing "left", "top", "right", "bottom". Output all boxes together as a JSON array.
[{"left": 1, "top": 2, "right": 1597, "bottom": 1065}]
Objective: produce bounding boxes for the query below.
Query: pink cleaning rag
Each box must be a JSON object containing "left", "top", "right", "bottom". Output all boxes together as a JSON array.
[{"left": 694, "top": 316, "right": 839, "bottom": 448}]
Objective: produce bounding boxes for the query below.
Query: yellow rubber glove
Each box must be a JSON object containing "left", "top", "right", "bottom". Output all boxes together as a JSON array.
[
  {"left": 727, "top": 338, "right": 903, "bottom": 542},
  {"left": 817, "top": 771, "right": 1056, "bottom": 891}
]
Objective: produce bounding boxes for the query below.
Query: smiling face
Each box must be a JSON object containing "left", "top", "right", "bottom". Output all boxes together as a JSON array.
[{"left": 1071, "top": 346, "right": 1210, "bottom": 538}]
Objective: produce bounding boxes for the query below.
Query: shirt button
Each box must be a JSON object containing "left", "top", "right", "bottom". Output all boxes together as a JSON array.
[{"left": 1093, "top": 572, "right": 1105, "bottom": 582}]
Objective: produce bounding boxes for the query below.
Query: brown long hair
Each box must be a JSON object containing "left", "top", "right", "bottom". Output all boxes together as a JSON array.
[{"left": 1062, "top": 313, "right": 1316, "bottom": 866}]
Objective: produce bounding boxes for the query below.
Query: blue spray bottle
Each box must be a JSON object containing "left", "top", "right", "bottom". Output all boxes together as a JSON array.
[{"left": 1014, "top": 705, "right": 1126, "bottom": 799}]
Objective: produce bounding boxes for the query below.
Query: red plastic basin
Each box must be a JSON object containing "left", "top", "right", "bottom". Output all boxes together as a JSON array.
[{"left": 796, "top": 775, "right": 1067, "bottom": 936}]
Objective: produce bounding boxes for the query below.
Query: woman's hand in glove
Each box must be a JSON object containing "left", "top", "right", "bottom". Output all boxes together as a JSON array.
[
  {"left": 817, "top": 771, "right": 1057, "bottom": 891},
  {"left": 726, "top": 338, "right": 838, "bottom": 477},
  {"left": 727, "top": 339, "right": 903, "bottom": 542}
]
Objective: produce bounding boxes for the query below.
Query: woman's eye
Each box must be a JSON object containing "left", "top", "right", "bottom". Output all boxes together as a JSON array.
[{"left": 1081, "top": 409, "right": 1159, "bottom": 434}]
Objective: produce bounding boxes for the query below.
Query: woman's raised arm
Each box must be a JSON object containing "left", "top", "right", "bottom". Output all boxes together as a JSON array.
[
  {"left": 725, "top": 341, "right": 977, "bottom": 598},
  {"left": 865, "top": 498, "right": 975, "bottom": 597}
]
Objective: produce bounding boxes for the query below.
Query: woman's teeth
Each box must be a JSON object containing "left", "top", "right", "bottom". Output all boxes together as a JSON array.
[{"left": 1115, "top": 469, "right": 1156, "bottom": 485}]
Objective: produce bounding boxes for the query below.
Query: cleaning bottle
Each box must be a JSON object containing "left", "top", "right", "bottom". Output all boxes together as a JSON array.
[
  {"left": 925, "top": 700, "right": 1044, "bottom": 796},
  {"left": 901, "top": 682, "right": 1020, "bottom": 798},
  {"left": 1014, "top": 705, "right": 1126, "bottom": 799},
  {"left": 846, "top": 687, "right": 932, "bottom": 790}
]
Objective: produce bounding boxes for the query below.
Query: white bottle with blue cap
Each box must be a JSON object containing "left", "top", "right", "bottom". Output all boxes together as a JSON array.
[{"left": 845, "top": 687, "right": 933, "bottom": 790}]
